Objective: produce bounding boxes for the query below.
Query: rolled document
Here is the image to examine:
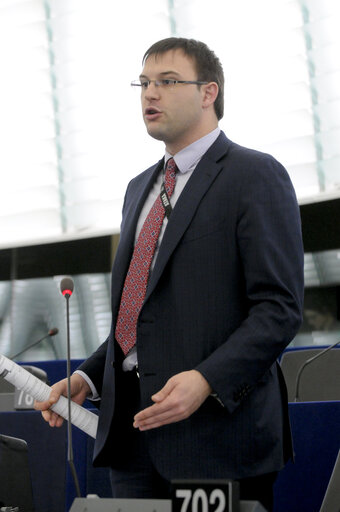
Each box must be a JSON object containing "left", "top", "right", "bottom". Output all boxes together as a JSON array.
[{"left": 0, "top": 354, "right": 98, "bottom": 439}]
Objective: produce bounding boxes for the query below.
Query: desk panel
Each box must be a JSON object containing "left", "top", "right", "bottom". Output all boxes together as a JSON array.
[
  {"left": 0, "top": 392, "right": 338, "bottom": 512},
  {"left": 274, "top": 401, "right": 340, "bottom": 512}
]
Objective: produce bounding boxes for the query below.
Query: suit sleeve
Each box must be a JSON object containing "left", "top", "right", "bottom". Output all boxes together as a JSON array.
[
  {"left": 196, "top": 154, "right": 304, "bottom": 413},
  {"left": 76, "top": 338, "right": 109, "bottom": 398}
]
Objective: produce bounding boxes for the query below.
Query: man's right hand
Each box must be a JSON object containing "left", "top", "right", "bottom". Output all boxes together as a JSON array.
[{"left": 34, "top": 373, "right": 91, "bottom": 427}]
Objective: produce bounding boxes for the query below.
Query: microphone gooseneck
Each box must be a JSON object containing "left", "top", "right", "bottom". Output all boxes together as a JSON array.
[
  {"left": 9, "top": 328, "right": 59, "bottom": 360},
  {"left": 294, "top": 340, "right": 340, "bottom": 402},
  {"left": 60, "top": 276, "right": 81, "bottom": 498}
]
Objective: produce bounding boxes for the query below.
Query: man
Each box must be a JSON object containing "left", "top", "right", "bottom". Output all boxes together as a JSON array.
[{"left": 35, "top": 38, "right": 304, "bottom": 511}]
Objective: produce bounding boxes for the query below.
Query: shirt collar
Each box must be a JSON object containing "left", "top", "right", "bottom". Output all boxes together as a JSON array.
[{"left": 164, "top": 127, "right": 221, "bottom": 174}]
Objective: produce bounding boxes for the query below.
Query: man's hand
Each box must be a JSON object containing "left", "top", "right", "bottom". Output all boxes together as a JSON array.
[
  {"left": 133, "top": 370, "right": 212, "bottom": 431},
  {"left": 34, "top": 373, "right": 91, "bottom": 428}
]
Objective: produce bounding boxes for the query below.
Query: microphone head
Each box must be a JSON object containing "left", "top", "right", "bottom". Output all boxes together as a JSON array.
[
  {"left": 60, "top": 276, "right": 74, "bottom": 298},
  {"left": 48, "top": 327, "right": 59, "bottom": 336}
]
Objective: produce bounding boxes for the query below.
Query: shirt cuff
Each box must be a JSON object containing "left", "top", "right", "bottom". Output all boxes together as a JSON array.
[
  {"left": 210, "top": 392, "right": 224, "bottom": 407},
  {"left": 74, "top": 370, "right": 100, "bottom": 401}
]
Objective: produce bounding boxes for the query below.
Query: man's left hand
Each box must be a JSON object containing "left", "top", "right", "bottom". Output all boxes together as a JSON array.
[{"left": 133, "top": 370, "right": 212, "bottom": 431}]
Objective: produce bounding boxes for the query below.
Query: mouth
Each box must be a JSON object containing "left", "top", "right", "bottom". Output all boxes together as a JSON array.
[{"left": 144, "top": 107, "right": 162, "bottom": 121}]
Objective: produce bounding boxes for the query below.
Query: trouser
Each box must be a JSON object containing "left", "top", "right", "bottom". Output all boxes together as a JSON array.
[
  {"left": 110, "top": 367, "right": 277, "bottom": 512},
  {"left": 110, "top": 440, "right": 277, "bottom": 510}
]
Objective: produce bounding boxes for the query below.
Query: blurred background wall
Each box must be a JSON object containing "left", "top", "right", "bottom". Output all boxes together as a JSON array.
[{"left": 1, "top": 0, "right": 340, "bottom": 360}]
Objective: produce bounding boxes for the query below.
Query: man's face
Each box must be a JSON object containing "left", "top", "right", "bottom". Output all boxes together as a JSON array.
[{"left": 139, "top": 50, "right": 208, "bottom": 154}]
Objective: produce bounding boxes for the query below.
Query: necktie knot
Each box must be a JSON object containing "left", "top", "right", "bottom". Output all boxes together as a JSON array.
[{"left": 166, "top": 157, "right": 176, "bottom": 173}]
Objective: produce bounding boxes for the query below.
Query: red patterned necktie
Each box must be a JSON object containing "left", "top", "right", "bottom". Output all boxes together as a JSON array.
[{"left": 115, "top": 158, "right": 177, "bottom": 355}]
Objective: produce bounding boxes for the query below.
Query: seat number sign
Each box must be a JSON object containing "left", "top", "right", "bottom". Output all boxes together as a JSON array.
[
  {"left": 14, "top": 388, "right": 35, "bottom": 409},
  {"left": 172, "top": 480, "right": 239, "bottom": 512}
]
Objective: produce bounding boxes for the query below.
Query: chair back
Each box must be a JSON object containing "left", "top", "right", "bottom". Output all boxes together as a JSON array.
[
  {"left": 280, "top": 347, "right": 340, "bottom": 402},
  {"left": 0, "top": 434, "right": 35, "bottom": 511}
]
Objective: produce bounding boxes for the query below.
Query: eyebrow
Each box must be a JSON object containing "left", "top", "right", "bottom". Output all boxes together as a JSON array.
[{"left": 139, "top": 71, "right": 182, "bottom": 80}]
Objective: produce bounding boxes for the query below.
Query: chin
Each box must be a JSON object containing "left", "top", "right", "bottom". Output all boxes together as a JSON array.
[{"left": 146, "top": 126, "right": 167, "bottom": 142}]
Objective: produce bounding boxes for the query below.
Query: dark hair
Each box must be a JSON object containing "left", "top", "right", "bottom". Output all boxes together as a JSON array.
[{"left": 143, "top": 37, "right": 224, "bottom": 120}]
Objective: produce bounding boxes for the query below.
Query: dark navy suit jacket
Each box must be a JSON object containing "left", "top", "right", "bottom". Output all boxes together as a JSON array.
[{"left": 79, "top": 131, "right": 304, "bottom": 480}]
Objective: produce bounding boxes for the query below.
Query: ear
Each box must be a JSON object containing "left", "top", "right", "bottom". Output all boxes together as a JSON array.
[{"left": 201, "top": 82, "right": 219, "bottom": 110}]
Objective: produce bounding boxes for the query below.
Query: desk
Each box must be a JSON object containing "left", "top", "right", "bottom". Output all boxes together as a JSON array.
[{"left": 0, "top": 395, "right": 339, "bottom": 511}]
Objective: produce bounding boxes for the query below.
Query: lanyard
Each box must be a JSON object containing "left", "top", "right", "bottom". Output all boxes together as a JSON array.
[{"left": 160, "top": 181, "right": 173, "bottom": 219}]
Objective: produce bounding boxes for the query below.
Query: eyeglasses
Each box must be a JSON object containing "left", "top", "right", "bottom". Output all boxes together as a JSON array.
[{"left": 131, "top": 79, "right": 208, "bottom": 90}]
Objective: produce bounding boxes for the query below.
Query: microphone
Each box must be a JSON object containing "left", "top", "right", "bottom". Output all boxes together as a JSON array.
[
  {"left": 9, "top": 328, "right": 59, "bottom": 360},
  {"left": 60, "top": 276, "right": 74, "bottom": 299},
  {"left": 294, "top": 340, "right": 340, "bottom": 402},
  {"left": 60, "top": 276, "right": 81, "bottom": 498}
]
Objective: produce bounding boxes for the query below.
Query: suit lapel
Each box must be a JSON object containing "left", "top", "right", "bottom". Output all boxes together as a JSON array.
[{"left": 145, "top": 132, "right": 231, "bottom": 301}]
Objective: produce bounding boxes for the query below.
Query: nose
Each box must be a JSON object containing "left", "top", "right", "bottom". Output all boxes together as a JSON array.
[{"left": 144, "top": 81, "right": 160, "bottom": 99}]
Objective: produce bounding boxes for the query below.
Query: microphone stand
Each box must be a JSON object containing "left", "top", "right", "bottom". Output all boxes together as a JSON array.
[{"left": 64, "top": 290, "right": 81, "bottom": 498}]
